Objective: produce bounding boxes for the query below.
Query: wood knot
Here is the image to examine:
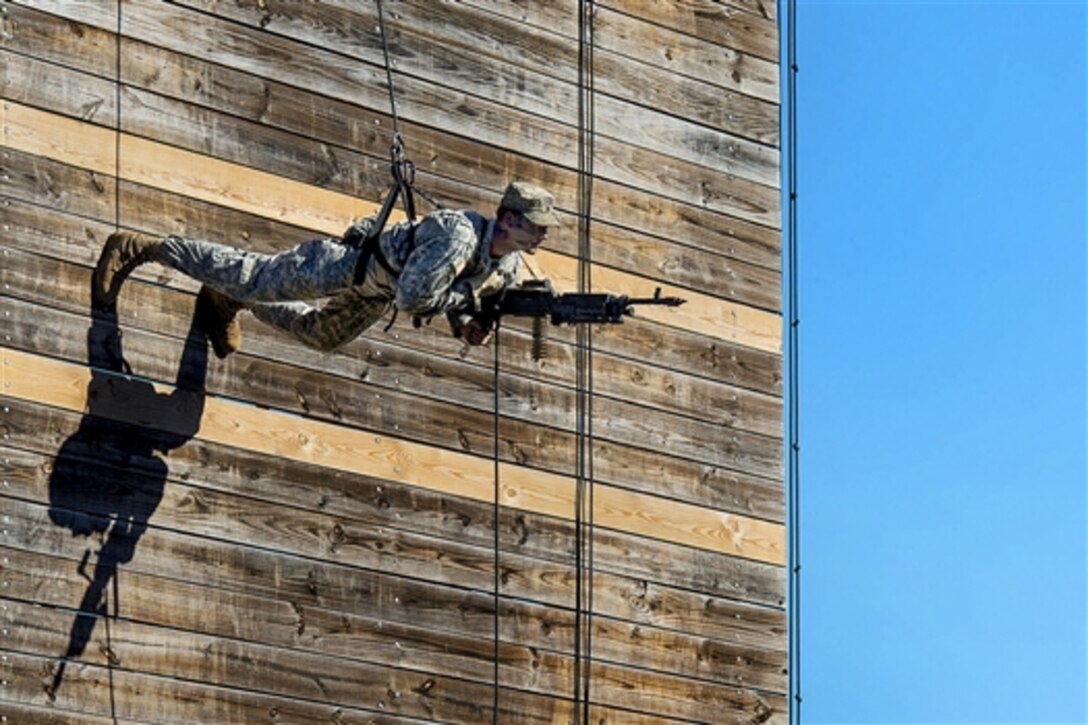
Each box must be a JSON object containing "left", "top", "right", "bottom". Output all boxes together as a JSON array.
[
  {"left": 512, "top": 515, "right": 529, "bottom": 546},
  {"left": 318, "top": 388, "right": 344, "bottom": 419},
  {"left": 290, "top": 602, "right": 305, "bottom": 636},
  {"left": 364, "top": 349, "right": 390, "bottom": 367},
  {"left": 509, "top": 443, "right": 527, "bottom": 465},
  {"left": 294, "top": 385, "right": 310, "bottom": 413},
  {"left": 750, "top": 695, "right": 774, "bottom": 723},
  {"left": 702, "top": 344, "right": 720, "bottom": 369},
  {"left": 41, "top": 661, "right": 60, "bottom": 702},
  {"left": 98, "top": 642, "right": 121, "bottom": 666}
]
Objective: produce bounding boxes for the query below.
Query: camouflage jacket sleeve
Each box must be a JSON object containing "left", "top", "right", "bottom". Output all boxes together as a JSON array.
[
  {"left": 394, "top": 212, "right": 479, "bottom": 316},
  {"left": 446, "top": 253, "right": 524, "bottom": 337}
]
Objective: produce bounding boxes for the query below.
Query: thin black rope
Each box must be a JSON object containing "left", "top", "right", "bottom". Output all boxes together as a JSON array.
[
  {"left": 108, "top": 3, "right": 122, "bottom": 722},
  {"left": 374, "top": 0, "right": 405, "bottom": 155},
  {"left": 373, "top": 0, "right": 447, "bottom": 218},
  {"left": 491, "top": 318, "right": 502, "bottom": 725},
  {"left": 574, "top": 1, "right": 597, "bottom": 722},
  {"left": 785, "top": 0, "right": 802, "bottom": 721},
  {"left": 114, "top": 0, "right": 122, "bottom": 234}
]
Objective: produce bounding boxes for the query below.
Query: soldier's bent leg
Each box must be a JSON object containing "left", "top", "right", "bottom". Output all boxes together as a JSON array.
[{"left": 249, "top": 287, "right": 392, "bottom": 352}]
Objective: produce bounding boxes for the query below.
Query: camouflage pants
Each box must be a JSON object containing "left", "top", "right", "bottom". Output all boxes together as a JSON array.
[{"left": 158, "top": 235, "right": 393, "bottom": 352}]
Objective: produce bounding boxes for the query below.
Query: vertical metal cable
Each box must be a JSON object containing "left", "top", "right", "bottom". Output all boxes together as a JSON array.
[
  {"left": 785, "top": 0, "right": 802, "bottom": 721},
  {"left": 574, "top": 1, "right": 596, "bottom": 722}
]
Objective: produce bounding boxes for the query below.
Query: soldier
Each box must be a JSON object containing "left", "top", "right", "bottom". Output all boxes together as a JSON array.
[{"left": 92, "top": 182, "right": 559, "bottom": 358}]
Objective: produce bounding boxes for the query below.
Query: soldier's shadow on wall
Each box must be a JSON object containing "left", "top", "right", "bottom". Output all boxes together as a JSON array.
[{"left": 46, "top": 300, "right": 208, "bottom": 696}]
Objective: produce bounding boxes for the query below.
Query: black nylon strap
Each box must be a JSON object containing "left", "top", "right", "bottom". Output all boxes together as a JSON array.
[{"left": 350, "top": 193, "right": 419, "bottom": 286}]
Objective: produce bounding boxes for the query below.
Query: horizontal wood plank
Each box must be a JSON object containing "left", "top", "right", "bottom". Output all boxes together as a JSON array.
[
  {"left": 0, "top": 202, "right": 786, "bottom": 530},
  {"left": 3, "top": 598, "right": 527, "bottom": 723},
  {"left": 135, "top": 0, "right": 782, "bottom": 227},
  {"left": 0, "top": 344, "right": 786, "bottom": 564},
  {"left": 2, "top": 592, "right": 786, "bottom": 722},
  {"left": 0, "top": 2, "right": 117, "bottom": 78},
  {"left": 6, "top": 0, "right": 784, "bottom": 269},
  {"left": 0, "top": 182, "right": 783, "bottom": 400},
  {"left": 0, "top": 264, "right": 784, "bottom": 497},
  {"left": 2, "top": 100, "right": 782, "bottom": 351},
  {"left": 0, "top": 541, "right": 786, "bottom": 696},
  {"left": 601, "top": 0, "right": 778, "bottom": 62},
  {"left": 0, "top": 646, "right": 482, "bottom": 724},
  {"left": 118, "top": 41, "right": 781, "bottom": 300},
  {"left": 0, "top": 49, "right": 118, "bottom": 127},
  {"left": 0, "top": 455, "right": 784, "bottom": 645},
  {"left": 0, "top": 390, "right": 787, "bottom": 615},
  {"left": 163, "top": 0, "right": 779, "bottom": 186},
  {"left": 1, "top": 468, "right": 789, "bottom": 715},
  {"left": 458, "top": 0, "right": 779, "bottom": 104},
  {"left": 0, "top": 440, "right": 787, "bottom": 714}
]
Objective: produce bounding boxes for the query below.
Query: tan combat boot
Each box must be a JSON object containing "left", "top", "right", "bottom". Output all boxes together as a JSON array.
[
  {"left": 195, "top": 285, "right": 244, "bottom": 359},
  {"left": 92, "top": 231, "right": 164, "bottom": 307}
]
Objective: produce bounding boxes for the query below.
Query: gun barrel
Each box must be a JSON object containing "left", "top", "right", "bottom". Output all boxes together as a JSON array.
[{"left": 626, "top": 296, "right": 686, "bottom": 307}]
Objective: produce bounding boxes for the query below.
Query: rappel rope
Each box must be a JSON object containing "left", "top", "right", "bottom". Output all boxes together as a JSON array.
[
  {"left": 573, "top": 0, "right": 597, "bottom": 722},
  {"left": 104, "top": 2, "right": 123, "bottom": 719},
  {"left": 372, "top": 4, "right": 502, "bottom": 718},
  {"left": 370, "top": 0, "right": 448, "bottom": 332},
  {"left": 372, "top": 2, "right": 599, "bottom": 720},
  {"left": 373, "top": 0, "right": 443, "bottom": 215},
  {"left": 373, "top": 0, "right": 417, "bottom": 224},
  {"left": 490, "top": 316, "right": 503, "bottom": 724},
  {"left": 114, "top": 2, "right": 122, "bottom": 237}
]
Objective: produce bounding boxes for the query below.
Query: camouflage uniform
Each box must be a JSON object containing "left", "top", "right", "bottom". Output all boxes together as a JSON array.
[{"left": 156, "top": 210, "right": 522, "bottom": 352}]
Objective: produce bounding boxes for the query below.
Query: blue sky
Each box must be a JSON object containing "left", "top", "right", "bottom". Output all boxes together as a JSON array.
[{"left": 791, "top": 2, "right": 1086, "bottom": 723}]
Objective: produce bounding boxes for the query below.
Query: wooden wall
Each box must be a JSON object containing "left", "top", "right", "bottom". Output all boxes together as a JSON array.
[{"left": 0, "top": 0, "right": 785, "bottom": 722}]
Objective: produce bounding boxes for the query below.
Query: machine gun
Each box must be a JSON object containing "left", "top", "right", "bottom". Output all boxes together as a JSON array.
[{"left": 476, "top": 279, "right": 686, "bottom": 360}]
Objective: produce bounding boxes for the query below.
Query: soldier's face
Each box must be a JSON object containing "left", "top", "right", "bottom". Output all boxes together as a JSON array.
[{"left": 506, "top": 213, "right": 549, "bottom": 254}]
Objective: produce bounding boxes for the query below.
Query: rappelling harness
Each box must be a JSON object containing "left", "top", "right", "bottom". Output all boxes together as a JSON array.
[{"left": 347, "top": 133, "right": 420, "bottom": 291}]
